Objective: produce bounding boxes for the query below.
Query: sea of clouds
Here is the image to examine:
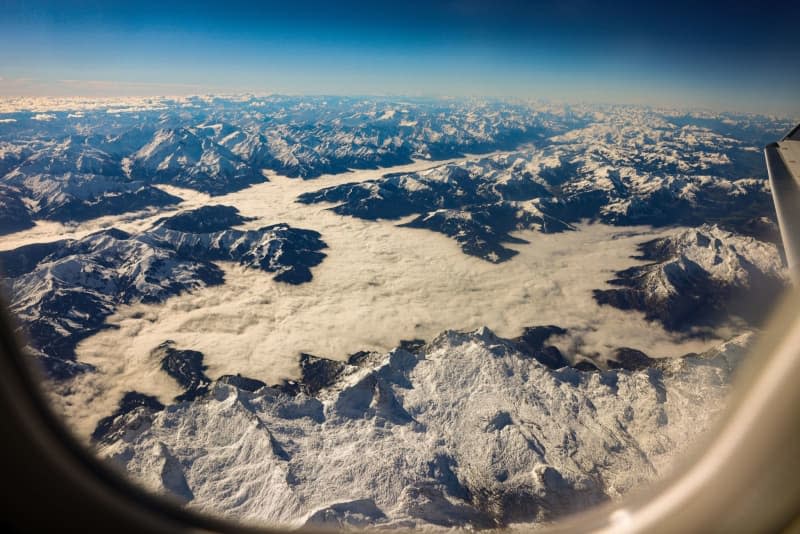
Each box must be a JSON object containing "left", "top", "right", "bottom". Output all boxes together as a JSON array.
[{"left": 22, "top": 155, "right": 720, "bottom": 438}]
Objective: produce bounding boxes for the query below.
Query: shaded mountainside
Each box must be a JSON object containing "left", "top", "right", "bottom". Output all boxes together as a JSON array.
[
  {"left": 0, "top": 206, "right": 327, "bottom": 378},
  {"left": 593, "top": 225, "right": 788, "bottom": 331},
  {"left": 0, "top": 184, "right": 35, "bottom": 235},
  {"left": 93, "top": 326, "right": 752, "bottom": 529}
]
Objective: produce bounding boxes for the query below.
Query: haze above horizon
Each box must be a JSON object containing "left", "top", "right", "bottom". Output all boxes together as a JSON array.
[{"left": 1, "top": 0, "right": 798, "bottom": 116}]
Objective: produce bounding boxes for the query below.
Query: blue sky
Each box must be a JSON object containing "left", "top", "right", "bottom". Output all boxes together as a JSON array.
[{"left": 1, "top": 0, "right": 798, "bottom": 115}]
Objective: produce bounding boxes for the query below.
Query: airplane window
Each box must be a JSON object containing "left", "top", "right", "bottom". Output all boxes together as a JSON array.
[{"left": 0, "top": 1, "right": 798, "bottom": 530}]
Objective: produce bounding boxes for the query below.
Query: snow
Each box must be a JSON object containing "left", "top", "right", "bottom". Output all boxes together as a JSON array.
[
  {"left": 672, "top": 225, "right": 786, "bottom": 285},
  {"left": 95, "top": 327, "right": 750, "bottom": 529}
]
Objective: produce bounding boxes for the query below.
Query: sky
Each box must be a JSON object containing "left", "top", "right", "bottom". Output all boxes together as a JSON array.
[{"left": 0, "top": 0, "right": 798, "bottom": 115}]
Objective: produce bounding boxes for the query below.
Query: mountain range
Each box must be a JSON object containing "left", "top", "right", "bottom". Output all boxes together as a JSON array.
[
  {"left": 93, "top": 326, "right": 752, "bottom": 528},
  {"left": 0, "top": 96, "right": 792, "bottom": 529}
]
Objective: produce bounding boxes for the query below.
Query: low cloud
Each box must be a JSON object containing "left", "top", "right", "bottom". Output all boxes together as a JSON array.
[{"left": 51, "top": 159, "right": 722, "bottom": 437}]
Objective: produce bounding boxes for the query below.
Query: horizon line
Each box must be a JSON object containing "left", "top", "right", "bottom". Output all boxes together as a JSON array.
[{"left": 0, "top": 92, "right": 797, "bottom": 120}]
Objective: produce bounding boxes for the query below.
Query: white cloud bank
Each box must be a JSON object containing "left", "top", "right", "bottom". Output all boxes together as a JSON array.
[{"left": 41, "top": 155, "right": 720, "bottom": 437}]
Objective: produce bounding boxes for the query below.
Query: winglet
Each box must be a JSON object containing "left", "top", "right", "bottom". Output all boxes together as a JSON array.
[{"left": 765, "top": 124, "right": 800, "bottom": 284}]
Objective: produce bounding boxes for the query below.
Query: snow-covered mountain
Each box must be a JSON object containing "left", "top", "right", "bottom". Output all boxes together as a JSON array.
[
  {"left": 0, "top": 136, "right": 181, "bottom": 228},
  {"left": 127, "top": 128, "right": 265, "bottom": 195},
  {"left": 0, "top": 184, "right": 34, "bottom": 234},
  {"left": 298, "top": 126, "right": 777, "bottom": 263},
  {"left": 297, "top": 158, "right": 571, "bottom": 262},
  {"left": 93, "top": 326, "right": 752, "bottom": 529},
  {"left": 0, "top": 205, "right": 326, "bottom": 377},
  {"left": 594, "top": 224, "right": 788, "bottom": 330},
  {"left": 0, "top": 97, "right": 789, "bottom": 233},
  {"left": 0, "top": 98, "right": 587, "bottom": 228}
]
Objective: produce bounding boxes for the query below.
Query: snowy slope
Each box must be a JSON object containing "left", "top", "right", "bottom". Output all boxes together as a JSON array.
[
  {"left": 0, "top": 98, "right": 788, "bottom": 234},
  {"left": 1, "top": 136, "right": 180, "bottom": 223},
  {"left": 128, "top": 128, "right": 265, "bottom": 195},
  {"left": 95, "top": 327, "right": 751, "bottom": 529},
  {"left": 594, "top": 225, "right": 788, "bottom": 330}
]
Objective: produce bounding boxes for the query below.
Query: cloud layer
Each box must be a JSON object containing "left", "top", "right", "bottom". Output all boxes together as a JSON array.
[{"left": 47, "top": 156, "right": 722, "bottom": 437}]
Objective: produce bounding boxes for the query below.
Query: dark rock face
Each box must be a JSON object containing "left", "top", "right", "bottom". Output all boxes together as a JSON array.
[
  {"left": 304, "top": 499, "right": 388, "bottom": 529},
  {"left": 294, "top": 353, "right": 348, "bottom": 395},
  {"left": 34, "top": 354, "right": 96, "bottom": 380},
  {"left": 511, "top": 325, "right": 569, "bottom": 369},
  {"left": 1, "top": 206, "right": 327, "bottom": 378},
  {"left": 154, "top": 341, "right": 212, "bottom": 402},
  {"left": 401, "top": 483, "right": 496, "bottom": 529},
  {"left": 156, "top": 205, "right": 251, "bottom": 233},
  {"left": 217, "top": 374, "right": 267, "bottom": 392},
  {"left": 92, "top": 391, "right": 164, "bottom": 443},
  {"left": 0, "top": 185, "right": 34, "bottom": 235},
  {"left": 573, "top": 360, "right": 601, "bottom": 372},
  {"left": 397, "top": 339, "right": 426, "bottom": 354},
  {"left": 606, "top": 348, "right": 662, "bottom": 372}
]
